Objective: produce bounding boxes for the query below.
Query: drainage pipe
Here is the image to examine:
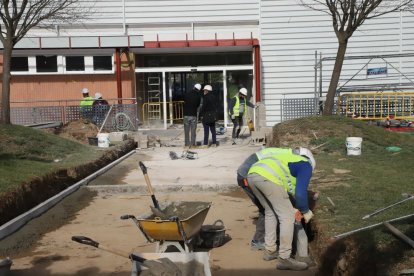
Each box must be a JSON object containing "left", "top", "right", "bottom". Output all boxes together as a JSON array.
[
  {"left": 333, "top": 213, "right": 414, "bottom": 240},
  {"left": 0, "top": 149, "right": 136, "bottom": 240}
]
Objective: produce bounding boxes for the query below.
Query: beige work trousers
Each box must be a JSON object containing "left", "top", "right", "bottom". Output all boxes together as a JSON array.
[{"left": 247, "top": 173, "right": 308, "bottom": 259}]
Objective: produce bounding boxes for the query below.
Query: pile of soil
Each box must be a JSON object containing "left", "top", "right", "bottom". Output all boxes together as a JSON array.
[{"left": 51, "top": 119, "right": 100, "bottom": 144}]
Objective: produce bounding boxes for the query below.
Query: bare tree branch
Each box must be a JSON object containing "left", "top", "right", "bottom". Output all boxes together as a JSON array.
[
  {"left": 0, "top": 0, "right": 93, "bottom": 124},
  {"left": 299, "top": 0, "right": 414, "bottom": 115}
]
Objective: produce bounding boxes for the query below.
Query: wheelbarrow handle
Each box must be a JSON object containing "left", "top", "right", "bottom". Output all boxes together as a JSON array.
[
  {"left": 120, "top": 214, "right": 135, "bottom": 220},
  {"left": 71, "top": 236, "right": 99, "bottom": 248},
  {"left": 71, "top": 235, "right": 147, "bottom": 263}
]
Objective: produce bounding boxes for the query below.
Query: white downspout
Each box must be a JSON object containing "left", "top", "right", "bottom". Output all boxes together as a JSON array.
[
  {"left": 163, "top": 71, "right": 168, "bottom": 129},
  {"left": 223, "top": 70, "right": 228, "bottom": 128},
  {"left": 122, "top": 0, "right": 126, "bottom": 34}
]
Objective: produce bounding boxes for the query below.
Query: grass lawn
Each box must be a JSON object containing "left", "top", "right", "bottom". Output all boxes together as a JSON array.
[
  {"left": 0, "top": 124, "right": 102, "bottom": 194},
  {"left": 271, "top": 116, "right": 414, "bottom": 274}
]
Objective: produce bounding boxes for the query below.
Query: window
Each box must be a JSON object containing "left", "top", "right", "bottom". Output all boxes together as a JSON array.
[
  {"left": 66, "top": 56, "right": 85, "bottom": 71},
  {"left": 93, "top": 56, "right": 112, "bottom": 71},
  {"left": 36, "top": 55, "right": 57, "bottom": 72},
  {"left": 10, "top": 54, "right": 113, "bottom": 75},
  {"left": 11, "top": 57, "right": 29, "bottom": 72}
]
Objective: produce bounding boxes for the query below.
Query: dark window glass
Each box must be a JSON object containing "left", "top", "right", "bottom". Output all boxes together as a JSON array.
[
  {"left": 11, "top": 57, "right": 29, "bottom": 71},
  {"left": 140, "top": 52, "right": 252, "bottom": 67},
  {"left": 36, "top": 55, "right": 57, "bottom": 72},
  {"left": 66, "top": 56, "right": 85, "bottom": 71},
  {"left": 93, "top": 56, "right": 112, "bottom": 71}
]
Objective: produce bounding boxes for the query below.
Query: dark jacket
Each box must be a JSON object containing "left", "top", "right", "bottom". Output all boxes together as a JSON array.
[
  {"left": 93, "top": 99, "right": 109, "bottom": 106},
  {"left": 200, "top": 92, "right": 218, "bottom": 123},
  {"left": 183, "top": 89, "right": 202, "bottom": 117}
]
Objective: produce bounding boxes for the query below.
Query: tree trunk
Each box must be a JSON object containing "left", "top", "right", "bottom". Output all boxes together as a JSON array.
[
  {"left": 1, "top": 43, "right": 13, "bottom": 124},
  {"left": 323, "top": 41, "right": 348, "bottom": 115}
]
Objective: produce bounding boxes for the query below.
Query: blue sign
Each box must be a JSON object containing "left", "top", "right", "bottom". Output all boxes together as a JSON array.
[{"left": 367, "top": 67, "right": 387, "bottom": 76}]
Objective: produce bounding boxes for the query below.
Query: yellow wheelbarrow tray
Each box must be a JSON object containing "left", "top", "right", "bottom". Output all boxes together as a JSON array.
[
  {"left": 137, "top": 201, "right": 212, "bottom": 241},
  {"left": 135, "top": 201, "right": 212, "bottom": 242}
]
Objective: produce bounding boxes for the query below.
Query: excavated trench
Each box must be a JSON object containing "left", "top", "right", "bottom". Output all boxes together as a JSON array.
[
  {"left": 0, "top": 140, "right": 136, "bottom": 227},
  {"left": 1, "top": 138, "right": 410, "bottom": 275}
]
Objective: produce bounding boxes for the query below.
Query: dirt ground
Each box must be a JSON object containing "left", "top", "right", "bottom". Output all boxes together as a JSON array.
[{"left": 1, "top": 128, "right": 318, "bottom": 275}]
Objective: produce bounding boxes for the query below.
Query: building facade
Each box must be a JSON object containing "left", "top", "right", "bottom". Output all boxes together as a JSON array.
[{"left": 1, "top": 0, "right": 413, "bottom": 128}]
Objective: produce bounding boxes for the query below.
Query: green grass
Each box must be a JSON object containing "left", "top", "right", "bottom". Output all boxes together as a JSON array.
[
  {"left": 0, "top": 124, "right": 101, "bottom": 193},
  {"left": 272, "top": 116, "right": 414, "bottom": 273}
]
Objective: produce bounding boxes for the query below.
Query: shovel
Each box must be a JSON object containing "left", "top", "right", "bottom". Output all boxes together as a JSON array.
[
  {"left": 138, "top": 161, "right": 168, "bottom": 219},
  {"left": 71, "top": 236, "right": 181, "bottom": 274}
]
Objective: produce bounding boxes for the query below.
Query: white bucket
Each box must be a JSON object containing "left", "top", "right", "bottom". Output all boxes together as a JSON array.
[
  {"left": 97, "top": 133, "right": 110, "bottom": 148},
  {"left": 346, "top": 137, "right": 362, "bottom": 156}
]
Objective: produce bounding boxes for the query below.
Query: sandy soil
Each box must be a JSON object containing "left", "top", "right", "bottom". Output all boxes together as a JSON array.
[{"left": 2, "top": 129, "right": 317, "bottom": 275}]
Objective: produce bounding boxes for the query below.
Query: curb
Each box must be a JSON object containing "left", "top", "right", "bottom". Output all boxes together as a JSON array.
[
  {"left": 0, "top": 150, "right": 136, "bottom": 240},
  {"left": 86, "top": 184, "right": 239, "bottom": 194}
]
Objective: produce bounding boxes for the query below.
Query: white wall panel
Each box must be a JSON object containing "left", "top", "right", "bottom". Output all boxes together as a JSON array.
[{"left": 260, "top": 0, "right": 414, "bottom": 126}]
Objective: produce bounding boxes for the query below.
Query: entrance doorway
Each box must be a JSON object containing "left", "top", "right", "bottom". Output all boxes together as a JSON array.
[
  {"left": 169, "top": 71, "right": 224, "bottom": 120},
  {"left": 135, "top": 66, "right": 254, "bottom": 129}
]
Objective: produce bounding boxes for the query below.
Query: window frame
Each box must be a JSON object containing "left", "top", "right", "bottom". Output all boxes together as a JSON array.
[{"left": 11, "top": 54, "right": 114, "bottom": 75}]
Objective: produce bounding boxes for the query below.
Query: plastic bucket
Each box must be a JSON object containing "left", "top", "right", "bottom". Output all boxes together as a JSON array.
[
  {"left": 97, "top": 133, "right": 110, "bottom": 148},
  {"left": 198, "top": 220, "right": 226, "bottom": 248},
  {"left": 346, "top": 137, "right": 362, "bottom": 156}
]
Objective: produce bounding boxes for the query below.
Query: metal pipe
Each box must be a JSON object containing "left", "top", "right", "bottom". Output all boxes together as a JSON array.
[
  {"left": 115, "top": 49, "right": 123, "bottom": 103},
  {"left": 333, "top": 213, "right": 414, "bottom": 240},
  {"left": 254, "top": 45, "right": 261, "bottom": 102}
]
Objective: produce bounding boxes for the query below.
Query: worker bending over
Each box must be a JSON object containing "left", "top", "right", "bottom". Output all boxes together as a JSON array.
[
  {"left": 237, "top": 147, "right": 294, "bottom": 250},
  {"left": 246, "top": 147, "right": 316, "bottom": 271}
]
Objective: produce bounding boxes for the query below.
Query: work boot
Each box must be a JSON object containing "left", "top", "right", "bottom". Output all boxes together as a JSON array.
[
  {"left": 295, "top": 255, "right": 316, "bottom": 267},
  {"left": 276, "top": 257, "right": 308, "bottom": 271},
  {"left": 250, "top": 240, "right": 265, "bottom": 251},
  {"left": 263, "top": 249, "right": 278, "bottom": 261}
]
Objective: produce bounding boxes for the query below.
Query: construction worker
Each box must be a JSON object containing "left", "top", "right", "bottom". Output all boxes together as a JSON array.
[
  {"left": 228, "top": 87, "right": 257, "bottom": 145},
  {"left": 183, "top": 83, "right": 202, "bottom": 148},
  {"left": 79, "top": 88, "right": 94, "bottom": 121},
  {"left": 200, "top": 85, "right": 218, "bottom": 147},
  {"left": 92, "top": 92, "right": 109, "bottom": 125},
  {"left": 237, "top": 147, "right": 294, "bottom": 251},
  {"left": 246, "top": 147, "right": 316, "bottom": 271}
]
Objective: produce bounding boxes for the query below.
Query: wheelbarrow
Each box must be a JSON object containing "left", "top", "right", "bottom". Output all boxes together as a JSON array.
[{"left": 121, "top": 201, "right": 211, "bottom": 253}]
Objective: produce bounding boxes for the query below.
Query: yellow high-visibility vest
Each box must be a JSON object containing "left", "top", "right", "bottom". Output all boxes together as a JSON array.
[{"left": 248, "top": 153, "right": 308, "bottom": 195}]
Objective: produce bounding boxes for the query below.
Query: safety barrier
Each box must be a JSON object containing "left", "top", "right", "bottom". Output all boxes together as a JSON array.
[
  {"left": 338, "top": 92, "right": 414, "bottom": 120},
  {"left": 142, "top": 101, "right": 184, "bottom": 125},
  {"left": 2, "top": 99, "right": 138, "bottom": 131}
]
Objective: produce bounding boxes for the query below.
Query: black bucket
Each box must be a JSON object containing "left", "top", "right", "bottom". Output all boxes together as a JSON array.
[
  {"left": 199, "top": 220, "right": 226, "bottom": 248},
  {"left": 88, "top": 137, "right": 98, "bottom": 146}
]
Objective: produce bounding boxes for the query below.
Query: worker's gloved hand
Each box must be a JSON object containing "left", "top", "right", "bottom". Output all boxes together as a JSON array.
[
  {"left": 294, "top": 209, "right": 303, "bottom": 222},
  {"left": 231, "top": 115, "right": 235, "bottom": 120},
  {"left": 302, "top": 210, "right": 314, "bottom": 223},
  {"left": 255, "top": 102, "right": 261, "bottom": 109}
]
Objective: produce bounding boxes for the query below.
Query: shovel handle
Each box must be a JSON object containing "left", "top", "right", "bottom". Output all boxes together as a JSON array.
[
  {"left": 72, "top": 236, "right": 99, "bottom": 248},
  {"left": 139, "top": 161, "right": 147, "bottom": 174},
  {"left": 138, "top": 162, "right": 160, "bottom": 210}
]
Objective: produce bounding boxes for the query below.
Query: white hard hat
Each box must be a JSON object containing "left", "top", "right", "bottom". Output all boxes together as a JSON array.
[
  {"left": 82, "top": 88, "right": 89, "bottom": 94},
  {"left": 296, "top": 147, "right": 316, "bottom": 171},
  {"left": 194, "top": 83, "right": 202, "bottom": 91},
  {"left": 95, "top": 92, "right": 102, "bottom": 99},
  {"left": 239, "top": 88, "right": 248, "bottom": 96},
  {"left": 203, "top": 85, "right": 212, "bottom": 92}
]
